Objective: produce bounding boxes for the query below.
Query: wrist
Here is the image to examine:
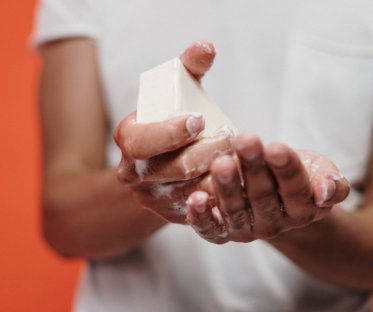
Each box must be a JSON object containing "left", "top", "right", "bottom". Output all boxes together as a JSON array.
[{"left": 268, "top": 207, "right": 343, "bottom": 251}]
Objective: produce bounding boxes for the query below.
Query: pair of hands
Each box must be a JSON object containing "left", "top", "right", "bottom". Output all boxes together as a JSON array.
[{"left": 114, "top": 41, "right": 349, "bottom": 244}]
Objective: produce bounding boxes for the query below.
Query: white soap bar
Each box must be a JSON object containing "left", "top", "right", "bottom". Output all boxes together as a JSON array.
[{"left": 136, "top": 57, "right": 237, "bottom": 136}]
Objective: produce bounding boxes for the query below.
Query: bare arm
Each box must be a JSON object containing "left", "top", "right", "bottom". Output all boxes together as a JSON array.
[
  {"left": 40, "top": 38, "right": 165, "bottom": 260},
  {"left": 187, "top": 132, "right": 373, "bottom": 290},
  {"left": 40, "top": 39, "right": 227, "bottom": 260},
  {"left": 271, "top": 160, "right": 373, "bottom": 290}
]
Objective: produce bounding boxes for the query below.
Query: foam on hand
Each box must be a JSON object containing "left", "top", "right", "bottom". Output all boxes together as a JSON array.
[{"left": 136, "top": 57, "right": 237, "bottom": 136}]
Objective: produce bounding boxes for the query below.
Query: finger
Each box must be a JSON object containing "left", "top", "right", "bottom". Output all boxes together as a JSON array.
[
  {"left": 325, "top": 174, "right": 350, "bottom": 205},
  {"left": 114, "top": 111, "right": 205, "bottom": 159},
  {"left": 147, "top": 129, "right": 233, "bottom": 183},
  {"left": 118, "top": 127, "right": 233, "bottom": 184},
  {"left": 186, "top": 191, "right": 228, "bottom": 243},
  {"left": 180, "top": 41, "right": 216, "bottom": 80},
  {"left": 312, "top": 174, "right": 349, "bottom": 208},
  {"left": 265, "top": 142, "right": 316, "bottom": 226},
  {"left": 234, "top": 132, "right": 283, "bottom": 238},
  {"left": 298, "top": 150, "right": 350, "bottom": 208},
  {"left": 210, "top": 155, "right": 250, "bottom": 231}
]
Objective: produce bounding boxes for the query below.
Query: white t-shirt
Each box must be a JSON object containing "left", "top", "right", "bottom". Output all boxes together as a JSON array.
[{"left": 33, "top": 1, "right": 373, "bottom": 311}]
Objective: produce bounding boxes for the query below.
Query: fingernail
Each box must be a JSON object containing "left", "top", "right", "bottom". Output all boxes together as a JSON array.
[
  {"left": 186, "top": 114, "right": 204, "bottom": 136},
  {"left": 316, "top": 179, "right": 336, "bottom": 206},
  {"left": 193, "top": 192, "right": 208, "bottom": 213},
  {"left": 325, "top": 179, "right": 336, "bottom": 202},
  {"left": 217, "top": 169, "right": 234, "bottom": 184},
  {"left": 240, "top": 147, "right": 261, "bottom": 161}
]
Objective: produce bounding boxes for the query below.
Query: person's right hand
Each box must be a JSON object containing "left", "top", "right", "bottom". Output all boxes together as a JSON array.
[{"left": 113, "top": 41, "right": 233, "bottom": 224}]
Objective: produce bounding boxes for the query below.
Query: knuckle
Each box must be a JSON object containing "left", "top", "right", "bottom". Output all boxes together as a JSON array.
[
  {"left": 218, "top": 185, "right": 237, "bottom": 197},
  {"left": 283, "top": 184, "right": 311, "bottom": 201},
  {"left": 278, "top": 166, "right": 298, "bottom": 180},
  {"left": 255, "top": 207, "right": 280, "bottom": 224},
  {"left": 296, "top": 184, "right": 312, "bottom": 198},
  {"left": 228, "top": 210, "right": 247, "bottom": 229},
  {"left": 245, "top": 161, "right": 266, "bottom": 176},
  {"left": 252, "top": 192, "right": 277, "bottom": 211}
]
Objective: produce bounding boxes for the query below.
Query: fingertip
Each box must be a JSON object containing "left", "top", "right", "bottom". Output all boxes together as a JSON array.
[
  {"left": 233, "top": 131, "right": 259, "bottom": 146},
  {"left": 265, "top": 142, "right": 292, "bottom": 168},
  {"left": 315, "top": 178, "right": 336, "bottom": 207},
  {"left": 233, "top": 131, "right": 263, "bottom": 161},
  {"left": 113, "top": 125, "right": 120, "bottom": 146},
  {"left": 187, "top": 191, "right": 209, "bottom": 214},
  {"left": 180, "top": 40, "right": 216, "bottom": 78},
  {"left": 186, "top": 113, "right": 205, "bottom": 137},
  {"left": 331, "top": 175, "right": 350, "bottom": 204},
  {"left": 339, "top": 177, "right": 351, "bottom": 201},
  {"left": 113, "top": 111, "right": 137, "bottom": 150},
  {"left": 210, "top": 155, "right": 236, "bottom": 175},
  {"left": 195, "top": 40, "right": 216, "bottom": 55}
]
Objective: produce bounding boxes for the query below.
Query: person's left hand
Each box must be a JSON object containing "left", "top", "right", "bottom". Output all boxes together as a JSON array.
[{"left": 186, "top": 132, "right": 350, "bottom": 244}]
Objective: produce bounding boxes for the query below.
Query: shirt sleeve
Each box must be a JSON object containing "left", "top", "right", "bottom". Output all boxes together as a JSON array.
[{"left": 31, "top": 0, "right": 101, "bottom": 48}]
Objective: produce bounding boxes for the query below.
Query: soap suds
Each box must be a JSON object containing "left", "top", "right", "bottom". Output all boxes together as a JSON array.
[
  {"left": 191, "top": 209, "right": 229, "bottom": 240},
  {"left": 212, "top": 207, "right": 228, "bottom": 238},
  {"left": 186, "top": 114, "right": 204, "bottom": 136},
  {"left": 150, "top": 183, "right": 179, "bottom": 199},
  {"left": 316, "top": 180, "right": 329, "bottom": 206},
  {"left": 310, "top": 163, "right": 319, "bottom": 173},
  {"left": 331, "top": 173, "right": 345, "bottom": 181},
  {"left": 195, "top": 40, "right": 214, "bottom": 54},
  {"left": 171, "top": 201, "right": 187, "bottom": 216},
  {"left": 302, "top": 159, "right": 311, "bottom": 167},
  {"left": 150, "top": 182, "right": 188, "bottom": 216},
  {"left": 135, "top": 160, "right": 148, "bottom": 181}
]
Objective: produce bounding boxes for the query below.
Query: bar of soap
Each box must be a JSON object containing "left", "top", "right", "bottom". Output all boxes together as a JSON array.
[{"left": 136, "top": 57, "right": 237, "bottom": 136}]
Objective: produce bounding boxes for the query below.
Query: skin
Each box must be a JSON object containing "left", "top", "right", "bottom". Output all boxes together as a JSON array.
[
  {"left": 40, "top": 38, "right": 373, "bottom": 291},
  {"left": 186, "top": 132, "right": 373, "bottom": 290},
  {"left": 40, "top": 39, "right": 226, "bottom": 259}
]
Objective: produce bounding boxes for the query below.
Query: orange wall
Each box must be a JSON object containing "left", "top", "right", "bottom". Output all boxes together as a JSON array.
[{"left": 0, "top": 1, "right": 82, "bottom": 311}]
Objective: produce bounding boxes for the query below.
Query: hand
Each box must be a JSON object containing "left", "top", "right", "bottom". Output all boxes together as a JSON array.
[
  {"left": 186, "top": 132, "right": 350, "bottom": 243},
  {"left": 114, "top": 41, "right": 233, "bottom": 224}
]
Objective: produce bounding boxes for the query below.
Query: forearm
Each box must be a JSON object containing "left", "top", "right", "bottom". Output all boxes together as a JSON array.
[
  {"left": 270, "top": 206, "right": 373, "bottom": 291},
  {"left": 42, "top": 168, "right": 166, "bottom": 260}
]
